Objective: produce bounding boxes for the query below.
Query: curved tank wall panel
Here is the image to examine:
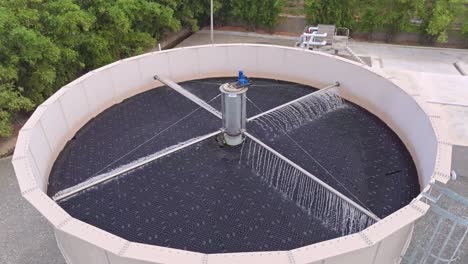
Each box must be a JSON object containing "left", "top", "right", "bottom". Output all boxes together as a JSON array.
[{"left": 13, "top": 44, "right": 449, "bottom": 264}]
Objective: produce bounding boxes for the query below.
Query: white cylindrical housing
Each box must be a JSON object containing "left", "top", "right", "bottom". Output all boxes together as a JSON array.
[{"left": 220, "top": 83, "right": 247, "bottom": 146}]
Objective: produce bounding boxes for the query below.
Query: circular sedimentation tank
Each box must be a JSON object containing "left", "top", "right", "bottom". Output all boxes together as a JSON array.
[{"left": 13, "top": 44, "right": 451, "bottom": 264}]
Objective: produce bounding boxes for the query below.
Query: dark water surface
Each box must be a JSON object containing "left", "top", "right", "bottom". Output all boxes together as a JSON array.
[{"left": 50, "top": 78, "right": 419, "bottom": 253}]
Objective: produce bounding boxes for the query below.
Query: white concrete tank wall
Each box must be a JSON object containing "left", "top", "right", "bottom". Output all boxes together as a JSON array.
[{"left": 13, "top": 44, "right": 451, "bottom": 264}]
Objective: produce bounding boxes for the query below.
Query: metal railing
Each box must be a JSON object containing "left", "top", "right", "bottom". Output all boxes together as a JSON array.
[{"left": 403, "top": 182, "right": 468, "bottom": 264}]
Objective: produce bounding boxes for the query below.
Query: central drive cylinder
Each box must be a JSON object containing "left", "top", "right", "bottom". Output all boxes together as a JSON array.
[{"left": 220, "top": 74, "right": 249, "bottom": 146}]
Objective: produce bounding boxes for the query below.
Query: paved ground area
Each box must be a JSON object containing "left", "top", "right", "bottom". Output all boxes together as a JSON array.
[
  {"left": 1, "top": 30, "right": 467, "bottom": 263},
  {"left": 349, "top": 42, "right": 468, "bottom": 75},
  {"left": 0, "top": 157, "right": 65, "bottom": 264},
  {"left": 176, "top": 30, "right": 297, "bottom": 48},
  {"left": 178, "top": 30, "right": 468, "bottom": 75}
]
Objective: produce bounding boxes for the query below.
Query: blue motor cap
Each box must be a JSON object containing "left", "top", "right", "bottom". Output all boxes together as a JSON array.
[{"left": 237, "top": 70, "right": 250, "bottom": 87}]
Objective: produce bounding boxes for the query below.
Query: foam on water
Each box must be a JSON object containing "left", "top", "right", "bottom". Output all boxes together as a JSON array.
[
  {"left": 253, "top": 88, "right": 345, "bottom": 134},
  {"left": 240, "top": 138, "right": 376, "bottom": 235}
]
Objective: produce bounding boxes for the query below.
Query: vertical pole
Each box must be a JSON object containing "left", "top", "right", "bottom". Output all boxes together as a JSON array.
[{"left": 210, "top": 0, "right": 214, "bottom": 44}]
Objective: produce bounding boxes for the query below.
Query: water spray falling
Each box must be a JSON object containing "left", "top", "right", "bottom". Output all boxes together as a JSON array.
[
  {"left": 252, "top": 88, "right": 345, "bottom": 134},
  {"left": 240, "top": 137, "right": 376, "bottom": 235},
  {"left": 53, "top": 131, "right": 220, "bottom": 201}
]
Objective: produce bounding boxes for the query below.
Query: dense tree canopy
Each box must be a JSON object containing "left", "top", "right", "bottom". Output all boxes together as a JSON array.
[
  {"left": 420, "top": 0, "right": 466, "bottom": 43},
  {"left": 230, "top": 0, "right": 286, "bottom": 31},
  {"left": 0, "top": 0, "right": 287, "bottom": 137},
  {"left": 1, "top": 0, "right": 466, "bottom": 138},
  {"left": 305, "top": 0, "right": 356, "bottom": 28},
  {"left": 0, "top": 0, "right": 229, "bottom": 137},
  {"left": 305, "top": 0, "right": 468, "bottom": 43},
  {"left": 0, "top": 0, "right": 179, "bottom": 136},
  {"left": 0, "top": 84, "right": 34, "bottom": 137}
]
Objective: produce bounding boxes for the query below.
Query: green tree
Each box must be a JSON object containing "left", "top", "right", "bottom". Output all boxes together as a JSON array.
[
  {"left": 420, "top": 0, "right": 466, "bottom": 44},
  {"left": 384, "top": 0, "right": 424, "bottom": 42},
  {"left": 0, "top": 4, "right": 60, "bottom": 103},
  {"left": 462, "top": 19, "right": 468, "bottom": 47},
  {"left": 304, "top": 0, "right": 357, "bottom": 28},
  {"left": 0, "top": 84, "right": 34, "bottom": 137},
  {"left": 260, "top": 0, "right": 287, "bottom": 30},
  {"left": 173, "top": 0, "right": 222, "bottom": 31},
  {"left": 231, "top": 0, "right": 286, "bottom": 31},
  {"left": 0, "top": 0, "right": 187, "bottom": 138},
  {"left": 76, "top": 0, "right": 181, "bottom": 70},
  {"left": 304, "top": 0, "right": 425, "bottom": 42},
  {"left": 39, "top": 0, "right": 96, "bottom": 89},
  {"left": 356, "top": 2, "right": 385, "bottom": 40}
]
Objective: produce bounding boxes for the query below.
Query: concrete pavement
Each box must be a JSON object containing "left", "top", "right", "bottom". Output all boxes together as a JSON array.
[
  {"left": 349, "top": 41, "right": 468, "bottom": 75},
  {"left": 178, "top": 30, "right": 468, "bottom": 75},
  {"left": 176, "top": 30, "right": 297, "bottom": 47},
  {"left": 0, "top": 157, "right": 65, "bottom": 264}
]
